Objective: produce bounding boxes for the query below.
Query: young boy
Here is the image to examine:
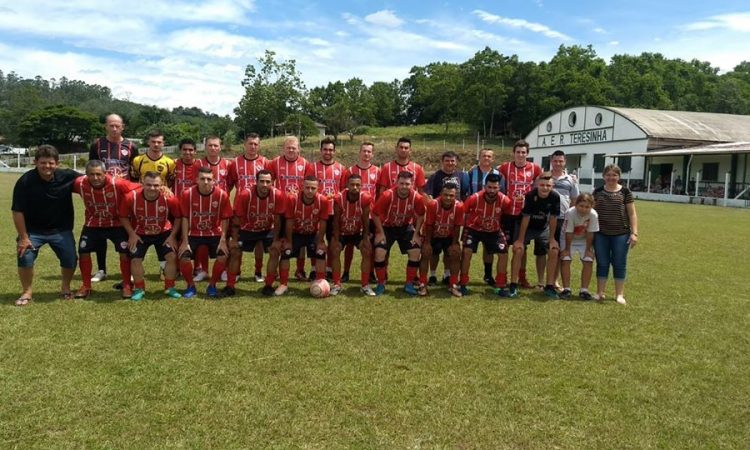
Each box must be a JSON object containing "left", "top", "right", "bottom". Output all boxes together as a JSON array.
[{"left": 559, "top": 193, "right": 599, "bottom": 300}]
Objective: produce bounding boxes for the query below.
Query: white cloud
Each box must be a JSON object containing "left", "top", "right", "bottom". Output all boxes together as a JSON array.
[
  {"left": 165, "top": 29, "right": 263, "bottom": 59},
  {"left": 472, "top": 9, "right": 572, "bottom": 41},
  {"left": 593, "top": 27, "right": 606, "bottom": 34},
  {"left": 682, "top": 12, "right": 750, "bottom": 32},
  {"left": 609, "top": 41, "right": 620, "bottom": 46},
  {"left": 365, "top": 10, "right": 405, "bottom": 28}
]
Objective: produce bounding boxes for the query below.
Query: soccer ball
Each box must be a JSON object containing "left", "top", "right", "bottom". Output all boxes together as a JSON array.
[{"left": 310, "top": 279, "right": 331, "bottom": 298}]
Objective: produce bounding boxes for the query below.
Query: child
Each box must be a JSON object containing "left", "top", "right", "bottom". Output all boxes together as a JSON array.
[{"left": 559, "top": 193, "right": 599, "bottom": 300}]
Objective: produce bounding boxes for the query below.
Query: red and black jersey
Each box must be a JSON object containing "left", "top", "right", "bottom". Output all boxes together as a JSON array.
[
  {"left": 89, "top": 137, "right": 138, "bottom": 180},
  {"left": 334, "top": 189, "right": 372, "bottom": 236},
  {"left": 463, "top": 191, "right": 513, "bottom": 233},
  {"left": 228, "top": 154, "right": 269, "bottom": 192},
  {"left": 200, "top": 157, "right": 231, "bottom": 192},
  {"left": 234, "top": 186, "right": 286, "bottom": 232},
  {"left": 266, "top": 155, "right": 314, "bottom": 195},
  {"left": 377, "top": 160, "right": 426, "bottom": 191},
  {"left": 174, "top": 159, "right": 201, "bottom": 198},
  {"left": 373, "top": 188, "right": 426, "bottom": 228},
  {"left": 120, "top": 191, "right": 181, "bottom": 236},
  {"left": 179, "top": 186, "right": 233, "bottom": 237},
  {"left": 425, "top": 199, "right": 465, "bottom": 238},
  {"left": 285, "top": 193, "right": 332, "bottom": 235},
  {"left": 73, "top": 175, "right": 139, "bottom": 228},
  {"left": 498, "top": 161, "right": 542, "bottom": 216},
  {"left": 312, "top": 160, "right": 348, "bottom": 198},
  {"left": 349, "top": 164, "right": 380, "bottom": 197}
]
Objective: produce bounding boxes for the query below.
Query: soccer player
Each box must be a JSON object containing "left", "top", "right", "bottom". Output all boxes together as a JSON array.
[
  {"left": 459, "top": 173, "right": 513, "bottom": 295},
  {"left": 468, "top": 148, "right": 504, "bottom": 286},
  {"left": 343, "top": 141, "right": 380, "bottom": 281},
  {"left": 200, "top": 136, "right": 230, "bottom": 192},
  {"left": 498, "top": 139, "right": 542, "bottom": 289},
  {"left": 419, "top": 183, "right": 465, "bottom": 297},
  {"left": 559, "top": 193, "right": 598, "bottom": 300},
  {"left": 510, "top": 173, "right": 561, "bottom": 299},
  {"left": 376, "top": 137, "right": 426, "bottom": 194},
  {"left": 371, "top": 171, "right": 426, "bottom": 296},
  {"left": 277, "top": 176, "right": 332, "bottom": 296},
  {"left": 330, "top": 174, "right": 374, "bottom": 296},
  {"left": 228, "top": 170, "right": 287, "bottom": 297},
  {"left": 130, "top": 130, "right": 175, "bottom": 186},
  {"left": 177, "top": 167, "right": 233, "bottom": 298},
  {"left": 88, "top": 113, "right": 139, "bottom": 283},
  {"left": 174, "top": 138, "right": 200, "bottom": 198},
  {"left": 72, "top": 160, "right": 140, "bottom": 299},
  {"left": 119, "top": 172, "right": 183, "bottom": 300}
]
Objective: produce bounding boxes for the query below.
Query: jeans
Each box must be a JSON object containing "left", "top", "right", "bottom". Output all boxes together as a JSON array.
[
  {"left": 594, "top": 232, "right": 629, "bottom": 281},
  {"left": 17, "top": 230, "right": 77, "bottom": 269}
]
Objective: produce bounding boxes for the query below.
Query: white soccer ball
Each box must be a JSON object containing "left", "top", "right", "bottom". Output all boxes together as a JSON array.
[{"left": 310, "top": 279, "right": 331, "bottom": 298}]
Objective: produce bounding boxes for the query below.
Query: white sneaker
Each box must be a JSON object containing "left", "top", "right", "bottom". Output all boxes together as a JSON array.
[
  {"left": 330, "top": 284, "right": 342, "bottom": 296},
  {"left": 220, "top": 270, "right": 228, "bottom": 282},
  {"left": 361, "top": 285, "right": 376, "bottom": 296},
  {"left": 274, "top": 284, "right": 288, "bottom": 296},
  {"left": 616, "top": 295, "right": 627, "bottom": 305},
  {"left": 91, "top": 270, "right": 107, "bottom": 283},
  {"left": 254, "top": 274, "right": 264, "bottom": 282},
  {"left": 193, "top": 270, "right": 208, "bottom": 282}
]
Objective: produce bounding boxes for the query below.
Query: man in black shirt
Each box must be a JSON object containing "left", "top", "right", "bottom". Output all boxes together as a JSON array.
[{"left": 12, "top": 145, "right": 82, "bottom": 306}]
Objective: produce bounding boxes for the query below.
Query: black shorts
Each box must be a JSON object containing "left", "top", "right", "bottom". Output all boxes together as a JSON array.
[
  {"left": 463, "top": 228, "right": 507, "bottom": 254},
  {"left": 238, "top": 230, "right": 273, "bottom": 252},
  {"left": 78, "top": 226, "right": 129, "bottom": 254},
  {"left": 339, "top": 234, "right": 363, "bottom": 248},
  {"left": 526, "top": 227, "right": 550, "bottom": 255},
  {"left": 501, "top": 215, "right": 522, "bottom": 243},
  {"left": 187, "top": 236, "right": 226, "bottom": 259},
  {"left": 380, "top": 225, "right": 419, "bottom": 255},
  {"left": 131, "top": 232, "right": 174, "bottom": 260},
  {"left": 283, "top": 233, "right": 321, "bottom": 260},
  {"left": 430, "top": 237, "right": 455, "bottom": 256}
]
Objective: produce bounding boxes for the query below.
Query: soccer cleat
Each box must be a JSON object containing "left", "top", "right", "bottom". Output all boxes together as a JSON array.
[
  {"left": 295, "top": 270, "right": 307, "bottom": 281},
  {"left": 206, "top": 284, "right": 219, "bottom": 298},
  {"left": 91, "top": 270, "right": 107, "bottom": 283},
  {"left": 165, "top": 288, "right": 182, "bottom": 299},
  {"left": 518, "top": 277, "right": 534, "bottom": 289},
  {"left": 494, "top": 287, "right": 509, "bottom": 297},
  {"left": 460, "top": 285, "right": 470, "bottom": 296},
  {"left": 330, "top": 284, "right": 342, "bottom": 296},
  {"left": 341, "top": 272, "right": 350, "bottom": 283},
  {"left": 428, "top": 275, "right": 438, "bottom": 286},
  {"left": 483, "top": 275, "right": 495, "bottom": 286},
  {"left": 274, "top": 284, "right": 289, "bottom": 296},
  {"left": 308, "top": 271, "right": 317, "bottom": 282},
  {"left": 183, "top": 285, "right": 197, "bottom": 299},
  {"left": 131, "top": 289, "right": 145, "bottom": 301},
  {"left": 374, "top": 284, "right": 386, "bottom": 296},
  {"left": 508, "top": 285, "right": 519, "bottom": 298},
  {"left": 361, "top": 285, "right": 376, "bottom": 296},
  {"left": 254, "top": 272, "right": 264, "bottom": 283},
  {"left": 121, "top": 285, "right": 133, "bottom": 299},
  {"left": 543, "top": 286, "right": 559, "bottom": 299},
  {"left": 448, "top": 284, "right": 463, "bottom": 298},
  {"left": 442, "top": 276, "right": 450, "bottom": 285},
  {"left": 559, "top": 289, "right": 572, "bottom": 300},
  {"left": 74, "top": 287, "right": 91, "bottom": 299},
  {"left": 579, "top": 291, "right": 593, "bottom": 301},
  {"left": 404, "top": 283, "right": 419, "bottom": 296},
  {"left": 616, "top": 295, "right": 627, "bottom": 305},
  {"left": 416, "top": 282, "right": 428, "bottom": 297},
  {"left": 221, "top": 286, "right": 236, "bottom": 297},
  {"left": 326, "top": 270, "right": 333, "bottom": 282},
  {"left": 193, "top": 270, "right": 208, "bottom": 282},
  {"left": 261, "top": 285, "right": 276, "bottom": 296}
]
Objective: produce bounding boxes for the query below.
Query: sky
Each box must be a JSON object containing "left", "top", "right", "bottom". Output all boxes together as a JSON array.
[{"left": 1, "top": 0, "right": 748, "bottom": 117}]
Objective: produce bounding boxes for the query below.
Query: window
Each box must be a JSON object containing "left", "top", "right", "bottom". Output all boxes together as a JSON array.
[
  {"left": 702, "top": 162, "right": 719, "bottom": 181},
  {"left": 618, "top": 154, "right": 632, "bottom": 173},
  {"left": 593, "top": 153, "right": 606, "bottom": 172},
  {"left": 568, "top": 112, "right": 577, "bottom": 127},
  {"left": 541, "top": 156, "right": 550, "bottom": 170}
]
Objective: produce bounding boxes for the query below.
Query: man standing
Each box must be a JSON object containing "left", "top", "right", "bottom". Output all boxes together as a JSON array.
[
  {"left": 371, "top": 172, "right": 426, "bottom": 296},
  {"left": 12, "top": 145, "right": 81, "bottom": 306},
  {"left": 549, "top": 149, "right": 579, "bottom": 287},
  {"left": 173, "top": 139, "right": 200, "bottom": 198},
  {"left": 468, "top": 148, "right": 504, "bottom": 285},
  {"left": 131, "top": 130, "right": 175, "bottom": 186},
  {"left": 200, "top": 136, "right": 230, "bottom": 192},
  {"left": 343, "top": 141, "right": 380, "bottom": 281},
  {"left": 376, "top": 137, "right": 426, "bottom": 194}
]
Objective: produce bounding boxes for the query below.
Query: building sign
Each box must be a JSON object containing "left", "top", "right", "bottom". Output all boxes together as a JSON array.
[{"left": 537, "top": 127, "right": 613, "bottom": 148}]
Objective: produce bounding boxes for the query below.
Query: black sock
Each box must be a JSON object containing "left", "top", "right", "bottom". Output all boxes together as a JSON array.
[{"left": 483, "top": 263, "right": 492, "bottom": 278}]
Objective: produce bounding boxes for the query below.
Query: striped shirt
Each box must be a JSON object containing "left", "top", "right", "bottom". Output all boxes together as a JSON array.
[
  {"left": 285, "top": 193, "right": 332, "bottom": 235},
  {"left": 593, "top": 186, "right": 634, "bottom": 235},
  {"left": 498, "top": 161, "right": 542, "bottom": 216},
  {"left": 73, "top": 175, "right": 138, "bottom": 228},
  {"left": 228, "top": 155, "right": 269, "bottom": 192},
  {"left": 180, "top": 186, "right": 233, "bottom": 237},
  {"left": 89, "top": 137, "right": 138, "bottom": 180},
  {"left": 349, "top": 164, "right": 380, "bottom": 197},
  {"left": 120, "top": 191, "right": 181, "bottom": 235},
  {"left": 334, "top": 189, "right": 372, "bottom": 236},
  {"left": 373, "top": 188, "right": 426, "bottom": 228}
]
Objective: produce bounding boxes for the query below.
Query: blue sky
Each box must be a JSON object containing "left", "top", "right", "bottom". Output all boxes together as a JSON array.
[{"left": 1, "top": 0, "right": 748, "bottom": 116}]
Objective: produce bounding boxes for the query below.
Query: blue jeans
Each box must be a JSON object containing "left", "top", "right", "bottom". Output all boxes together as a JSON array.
[
  {"left": 17, "top": 231, "right": 77, "bottom": 269},
  {"left": 594, "top": 233, "right": 629, "bottom": 281}
]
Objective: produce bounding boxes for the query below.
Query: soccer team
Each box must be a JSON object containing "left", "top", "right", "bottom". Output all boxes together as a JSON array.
[{"left": 12, "top": 114, "right": 638, "bottom": 305}]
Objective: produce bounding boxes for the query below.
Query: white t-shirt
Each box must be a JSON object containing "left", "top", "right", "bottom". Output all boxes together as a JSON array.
[{"left": 563, "top": 207, "right": 599, "bottom": 241}]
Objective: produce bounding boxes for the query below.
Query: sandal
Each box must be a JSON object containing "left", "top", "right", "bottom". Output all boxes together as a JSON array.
[
  {"left": 61, "top": 292, "right": 73, "bottom": 301},
  {"left": 15, "top": 296, "right": 32, "bottom": 306}
]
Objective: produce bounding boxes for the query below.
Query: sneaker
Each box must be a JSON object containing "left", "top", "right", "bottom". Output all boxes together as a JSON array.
[
  {"left": 543, "top": 286, "right": 559, "bottom": 299},
  {"left": 91, "top": 270, "right": 107, "bottom": 283},
  {"left": 448, "top": 284, "right": 463, "bottom": 298},
  {"left": 579, "top": 291, "right": 593, "bottom": 301},
  {"left": 508, "top": 284, "right": 519, "bottom": 298},
  {"left": 261, "top": 285, "right": 275, "bottom": 296},
  {"left": 428, "top": 275, "right": 438, "bottom": 286},
  {"left": 361, "top": 285, "right": 376, "bottom": 296},
  {"left": 460, "top": 285, "right": 470, "bottom": 296},
  {"left": 121, "top": 285, "right": 133, "bottom": 299},
  {"left": 221, "top": 286, "right": 236, "bottom": 297},
  {"left": 206, "top": 284, "right": 219, "bottom": 298},
  {"left": 326, "top": 270, "right": 333, "bottom": 281},
  {"left": 404, "top": 283, "right": 419, "bottom": 296},
  {"left": 416, "top": 282, "right": 428, "bottom": 296},
  {"left": 74, "top": 287, "right": 91, "bottom": 299},
  {"left": 494, "top": 287, "right": 509, "bottom": 297},
  {"left": 374, "top": 284, "right": 386, "bottom": 296},
  {"left": 193, "top": 270, "right": 208, "bottom": 282},
  {"left": 592, "top": 293, "right": 605, "bottom": 302},
  {"left": 131, "top": 288, "right": 145, "bottom": 301},
  {"left": 165, "top": 288, "right": 182, "bottom": 299},
  {"left": 616, "top": 295, "right": 627, "bottom": 305},
  {"left": 330, "top": 284, "right": 342, "bottom": 296},
  {"left": 559, "top": 289, "right": 572, "bottom": 300},
  {"left": 274, "top": 284, "right": 289, "bottom": 296},
  {"left": 308, "top": 271, "right": 317, "bottom": 282},
  {"left": 442, "top": 276, "right": 451, "bottom": 285},
  {"left": 483, "top": 275, "right": 494, "bottom": 286},
  {"left": 519, "top": 277, "right": 534, "bottom": 289},
  {"left": 341, "top": 272, "right": 350, "bottom": 283},
  {"left": 183, "top": 285, "right": 197, "bottom": 299},
  {"left": 295, "top": 270, "right": 307, "bottom": 281},
  {"left": 220, "top": 271, "right": 228, "bottom": 282},
  {"left": 254, "top": 272, "right": 264, "bottom": 283}
]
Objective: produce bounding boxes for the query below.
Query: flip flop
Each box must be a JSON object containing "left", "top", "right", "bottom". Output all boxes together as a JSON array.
[
  {"left": 61, "top": 292, "right": 73, "bottom": 301},
  {"left": 15, "top": 296, "right": 31, "bottom": 306}
]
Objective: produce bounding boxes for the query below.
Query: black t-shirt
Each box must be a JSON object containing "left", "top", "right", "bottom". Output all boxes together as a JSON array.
[
  {"left": 11, "top": 168, "right": 81, "bottom": 233},
  {"left": 427, "top": 170, "right": 470, "bottom": 199},
  {"left": 522, "top": 189, "right": 560, "bottom": 230}
]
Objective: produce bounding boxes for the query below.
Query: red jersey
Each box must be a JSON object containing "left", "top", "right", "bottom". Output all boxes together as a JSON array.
[
  {"left": 73, "top": 175, "right": 138, "bottom": 228},
  {"left": 498, "top": 161, "right": 542, "bottom": 216},
  {"left": 349, "top": 164, "right": 380, "bottom": 197},
  {"left": 174, "top": 159, "right": 201, "bottom": 198},
  {"left": 425, "top": 199, "right": 465, "bottom": 238},
  {"left": 285, "top": 193, "right": 332, "bottom": 235},
  {"left": 313, "top": 160, "right": 348, "bottom": 198},
  {"left": 201, "top": 157, "right": 231, "bottom": 192},
  {"left": 179, "top": 186, "right": 233, "bottom": 237},
  {"left": 266, "top": 155, "right": 314, "bottom": 194},
  {"left": 234, "top": 186, "right": 286, "bottom": 232},
  {"left": 228, "top": 154, "right": 269, "bottom": 192},
  {"left": 463, "top": 191, "right": 513, "bottom": 233},
  {"left": 334, "top": 189, "right": 372, "bottom": 236},
  {"left": 373, "top": 188, "right": 426, "bottom": 228},
  {"left": 377, "top": 160, "right": 427, "bottom": 191},
  {"left": 89, "top": 137, "right": 138, "bottom": 180},
  {"left": 120, "top": 191, "right": 181, "bottom": 236}
]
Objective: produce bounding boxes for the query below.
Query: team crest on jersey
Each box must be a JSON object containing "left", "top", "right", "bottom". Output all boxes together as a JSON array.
[
  {"left": 495, "top": 207, "right": 501, "bottom": 212},
  {"left": 220, "top": 169, "right": 226, "bottom": 176},
  {"left": 334, "top": 169, "right": 340, "bottom": 176},
  {"left": 297, "top": 164, "right": 304, "bottom": 171},
  {"left": 106, "top": 192, "right": 114, "bottom": 198},
  {"left": 120, "top": 241, "right": 128, "bottom": 250},
  {"left": 211, "top": 201, "right": 219, "bottom": 207},
  {"left": 158, "top": 206, "right": 166, "bottom": 213},
  {"left": 157, "top": 164, "right": 165, "bottom": 172},
  {"left": 269, "top": 203, "right": 275, "bottom": 209},
  {"left": 312, "top": 208, "right": 319, "bottom": 215},
  {"left": 120, "top": 149, "right": 129, "bottom": 156},
  {"left": 370, "top": 173, "right": 377, "bottom": 180},
  {"left": 407, "top": 205, "right": 413, "bottom": 210},
  {"left": 79, "top": 239, "right": 87, "bottom": 249}
]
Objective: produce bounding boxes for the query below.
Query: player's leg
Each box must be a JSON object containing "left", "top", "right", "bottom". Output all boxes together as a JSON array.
[
  {"left": 580, "top": 250, "right": 594, "bottom": 300},
  {"left": 428, "top": 252, "right": 439, "bottom": 285},
  {"left": 560, "top": 236, "right": 573, "bottom": 299},
  {"left": 539, "top": 229, "right": 559, "bottom": 299},
  {"left": 459, "top": 231, "right": 479, "bottom": 294},
  {"left": 48, "top": 231, "right": 77, "bottom": 298},
  {"left": 110, "top": 227, "right": 133, "bottom": 297},
  {"left": 76, "top": 227, "right": 96, "bottom": 297},
  {"left": 16, "top": 234, "right": 44, "bottom": 304},
  {"left": 446, "top": 241, "right": 462, "bottom": 297},
  {"left": 611, "top": 233, "right": 630, "bottom": 305},
  {"left": 180, "top": 239, "right": 197, "bottom": 298},
  {"left": 359, "top": 237, "right": 375, "bottom": 295},
  {"left": 312, "top": 239, "right": 327, "bottom": 282},
  {"left": 373, "top": 230, "right": 392, "bottom": 294},
  {"left": 343, "top": 243, "right": 354, "bottom": 281},
  {"left": 401, "top": 227, "right": 425, "bottom": 296},
  {"left": 275, "top": 242, "right": 294, "bottom": 296},
  {"left": 262, "top": 239, "right": 281, "bottom": 296},
  {"left": 207, "top": 238, "right": 226, "bottom": 297},
  {"left": 93, "top": 245, "right": 108, "bottom": 282},
  {"left": 297, "top": 247, "right": 307, "bottom": 281},
  {"left": 329, "top": 237, "right": 343, "bottom": 294},
  {"left": 253, "top": 241, "right": 264, "bottom": 282},
  {"left": 418, "top": 241, "right": 433, "bottom": 287}
]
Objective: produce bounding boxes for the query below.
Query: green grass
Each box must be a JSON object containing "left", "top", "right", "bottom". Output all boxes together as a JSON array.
[{"left": 1, "top": 172, "right": 749, "bottom": 448}]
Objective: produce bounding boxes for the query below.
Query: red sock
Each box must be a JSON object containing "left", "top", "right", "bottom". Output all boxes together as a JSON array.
[
  {"left": 226, "top": 271, "right": 238, "bottom": 288},
  {"left": 344, "top": 244, "right": 354, "bottom": 273},
  {"left": 119, "top": 255, "right": 132, "bottom": 288},
  {"left": 79, "top": 254, "right": 93, "bottom": 288},
  {"left": 406, "top": 265, "right": 418, "bottom": 283},
  {"left": 333, "top": 272, "right": 341, "bottom": 285},
  {"left": 375, "top": 267, "right": 386, "bottom": 284},
  {"left": 361, "top": 271, "right": 370, "bottom": 287},
  {"left": 165, "top": 279, "right": 175, "bottom": 289},
  {"left": 296, "top": 257, "right": 305, "bottom": 273},
  {"left": 460, "top": 273, "right": 470, "bottom": 286},
  {"left": 519, "top": 269, "right": 527, "bottom": 281},
  {"left": 450, "top": 274, "right": 458, "bottom": 285},
  {"left": 316, "top": 270, "right": 325, "bottom": 280},
  {"left": 419, "top": 272, "right": 428, "bottom": 284},
  {"left": 254, "top": 255, "right": 263, "bottom": 274},
  {"left": 135, "top": 280, "right": 146, "bottom": 290},
  {"left": 495, "top": 272, "right": 507, "bottom": 288},
  {"left": 279, "top": 269, "right": 289, "bottom": 284},
  {"left": 180, "top": 260, "right": 195, "bottom": 285},
  {"left": 211, "top": 260, "right": 226, "bottom": 284},
  {"left": 264, "top": 273, "right": 276, "bottom": 286}
]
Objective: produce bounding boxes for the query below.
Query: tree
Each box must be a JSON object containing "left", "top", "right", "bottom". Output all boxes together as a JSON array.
[
  {"left": 459, "top": 48, "right": 517, "bottom": 137},
  {"left": 18, "top": 105, "right": 99, "bottom": 152},
  {"left": 370, "top": 79, "right": 407, "bottom": 126},
  {"left": 404, "top": 62, "right": 462, "bottom": 128},
  {"left": 281, "top": 113, "right": 319, "bottom": 142}
]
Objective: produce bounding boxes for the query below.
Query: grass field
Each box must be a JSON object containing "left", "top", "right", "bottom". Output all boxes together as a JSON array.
[{"left": 1, "top": 171, "right": 749, "bottom": 448}]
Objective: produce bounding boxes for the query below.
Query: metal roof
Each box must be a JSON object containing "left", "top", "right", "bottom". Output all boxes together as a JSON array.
[
  {"left": 603, "top": 107, "right": 750, "bottom": 142},
  {"left": 608, "top": 141, "right": 750, "bottom": 157}
]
